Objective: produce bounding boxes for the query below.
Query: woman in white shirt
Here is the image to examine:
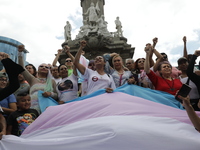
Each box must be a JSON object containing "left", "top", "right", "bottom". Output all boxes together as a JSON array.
[{"left": 74, "top": 41, "right": 116, "bottom": 95}]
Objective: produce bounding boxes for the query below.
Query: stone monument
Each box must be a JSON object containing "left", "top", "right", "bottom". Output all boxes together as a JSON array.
[
  {"left": 64, "top": 21, "right": 72, "bottom": 42},
  {"left": 58, "top": 0, "right": 135, "bottom": 65}
]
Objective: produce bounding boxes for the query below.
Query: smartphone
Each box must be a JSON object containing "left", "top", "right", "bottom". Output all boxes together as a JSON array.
[{"left": 175, "top": 84, "right": 191, "bottom": 103}]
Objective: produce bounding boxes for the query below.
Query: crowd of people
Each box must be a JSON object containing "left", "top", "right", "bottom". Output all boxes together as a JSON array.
[{"left": 0, "top": 36, "right": 200, "bottom": 139}]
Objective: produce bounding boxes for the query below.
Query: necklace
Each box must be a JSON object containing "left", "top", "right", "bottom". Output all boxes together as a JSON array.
[
  {"left": 38, "top": 78, "right": 47, "bottom": 83},
  {"left": 116, "top": 70, "right": 124, "bottom": 75},
  {"left": 162, "top": 76, "right": 175, "bottom": 91}
]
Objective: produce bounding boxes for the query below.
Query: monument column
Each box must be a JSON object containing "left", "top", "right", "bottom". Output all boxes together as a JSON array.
[
  {"left": 81, "top": 0, "right": 105, "bottom": 20},
  {"left": 58, "top": 0, "right": 135, "bottom": 65}
]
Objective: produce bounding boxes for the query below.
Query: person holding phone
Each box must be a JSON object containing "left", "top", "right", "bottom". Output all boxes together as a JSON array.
[
  {"left": 187, "top": 50, "right": 200, "bottom": 110},
  {"left": 178, "top": 95, "right": 200, "bottom": 132},
  {"left": 177, "top": 56, "right": 200, "bottom": 110}
]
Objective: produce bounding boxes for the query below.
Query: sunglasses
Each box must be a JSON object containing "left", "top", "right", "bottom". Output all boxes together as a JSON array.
[
  {"left": 66, "top": 60, "right": 72, "bottom": 62},
  {"left": 17, "top": 92, "right": 29, "bottom": 96},
  {"left": 138, "top": 60, "right": 145, "bottom": 63},
  {"left": 26, "top": 67, "right": 33, "bottom": 69},
  {"left": 60, "top": 67, "right": 68, "bottom": 71},
  {"left": 39, "top": 65, "right": 49, "bottom": 69}
]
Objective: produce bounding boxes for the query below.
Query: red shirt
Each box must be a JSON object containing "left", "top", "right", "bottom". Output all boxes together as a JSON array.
[
  {"left": 147, "top": 70, "right": 182, "bottom": 95},
  {"left": 154, "top": 66, "right": 181, "bottom": 79}
]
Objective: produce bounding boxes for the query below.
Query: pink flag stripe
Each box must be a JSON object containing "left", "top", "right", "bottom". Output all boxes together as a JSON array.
[{"left": 23, "top": 92, "right": 197, "bottom": 135}]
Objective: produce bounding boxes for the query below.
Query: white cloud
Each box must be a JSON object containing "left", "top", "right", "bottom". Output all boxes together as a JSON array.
[{"left": 1, "top": 0, "right": 200, "bottom": 68}]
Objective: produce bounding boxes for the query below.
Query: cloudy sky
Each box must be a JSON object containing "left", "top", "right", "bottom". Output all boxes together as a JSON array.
[{"left": 1, "top": 0, "right": 200, "bottom": 68}]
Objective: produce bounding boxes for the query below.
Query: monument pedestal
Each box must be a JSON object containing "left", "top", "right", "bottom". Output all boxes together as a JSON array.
[
  {"left": 58, "top": 32, "right": 134, "bottom": 64},
  {"left": 57, "top": 0, "right": 135, "bottom": 65}
]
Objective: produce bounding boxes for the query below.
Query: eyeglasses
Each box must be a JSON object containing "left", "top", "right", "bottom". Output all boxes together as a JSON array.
[
  {"left": 66, "top": 60, "right": 72, "bottom": 62},
  {"left": 60, "top": 68, "right": 68, "bottom": 71},
  {"left": 39, "top": 65, "right": 49, "bottom": 69},
  {"left": 0, "top": 78, "right": 7, "bottom": 82}
]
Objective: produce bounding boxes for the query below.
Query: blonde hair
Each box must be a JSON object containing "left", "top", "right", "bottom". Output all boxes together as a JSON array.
[{"left": 112, "top": 55, "right": 123, "bottom": 69}]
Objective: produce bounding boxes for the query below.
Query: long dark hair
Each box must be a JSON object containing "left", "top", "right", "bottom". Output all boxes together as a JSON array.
[
  {"left": 25, "top": 64, "right": 37, "bottom": 77},
  {"left": 133, "top": 58, "right": 145, "bottom": 74}
]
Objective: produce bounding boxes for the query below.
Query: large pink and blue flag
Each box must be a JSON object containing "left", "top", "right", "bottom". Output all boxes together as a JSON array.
[{"left": 1, "top": 84, "right": 200, "bottom": 150}]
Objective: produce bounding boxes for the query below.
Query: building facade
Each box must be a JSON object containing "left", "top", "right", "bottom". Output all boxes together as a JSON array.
[{"left": 0, "top": 36, "right": 28, "bottom": 70}]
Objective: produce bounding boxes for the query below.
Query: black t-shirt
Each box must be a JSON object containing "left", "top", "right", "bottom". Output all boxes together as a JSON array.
[{"left": 7, "top": 109, "right": 39, "bottom": 136}]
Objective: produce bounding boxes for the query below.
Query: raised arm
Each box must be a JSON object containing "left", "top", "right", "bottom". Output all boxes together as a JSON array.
[
  {"left": 148, "top": 37, "right": 159, "bottom": 68},
  {"left": 18, "top": 45, "right": 37, "bottom": 87},
  {"left": 151, "top": 37, "right": 164, "bottom": 72},
  {"left": 152, "top": 49, "right": 164, "bottom": 72},
  {"left": 103, "top": 52, "right": 118, "bottom": 74},
  {"left": 180, "top": 95, "right": 200, "bottom": 132},
  {"left": 74, "top": 40, "right": 87, "bottom": 75},
  {"left": 144, "top": 44, "right": 153, "bottom": 74},
  {"left": 152, "top": 37, "right": 158, "bottom": 49},
  {"left": 64, "top": 45, "right": 78, "bottom": 76},
  {"left": 183, "top": 36, "right": 188, "bottom": 59},
  {"left": 0, "top": 53, "right": 24, "bottom": 100},
  {"left": 51, "top": 79, "right": 58, "bottom": 100},
  {"left": 52, "top": 49, "right": 62, "bottom": 67},
  {"left": 187, "top": 50, "right": 200, "bottom": 82}
]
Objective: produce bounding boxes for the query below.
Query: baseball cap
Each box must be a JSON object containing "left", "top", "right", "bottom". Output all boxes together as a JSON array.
[
  {"left": 0, "top": 72, "right": 7, "bottom": 78},
  {"left": 177, "top": 57, "right": 188, "bottom": 65}
]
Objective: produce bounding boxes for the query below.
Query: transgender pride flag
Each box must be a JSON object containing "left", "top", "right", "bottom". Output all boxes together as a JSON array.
[{"left": 1, "top": 84, "right": 200, "bottom": 150}]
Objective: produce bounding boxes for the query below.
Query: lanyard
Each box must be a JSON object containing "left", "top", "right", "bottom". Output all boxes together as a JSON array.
[
  {"left": 162, "top": 76, "right": 175, "bottom": 91},
  {"left": 119, "top": 74, "right": 123, "bottom": 86}
]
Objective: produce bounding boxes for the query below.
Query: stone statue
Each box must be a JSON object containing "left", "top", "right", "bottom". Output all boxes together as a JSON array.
[
  {"left": 115, "top": 16, "right": 123, "bottom": 37},
  {"left": 96, "top": 15, "right": 111, "bottom": 37},
  {"left": 83, "top": 2, "right": 100, "bottom": 27},
  {"left": 75, "top": 20, "right": 91, "bottom": 40},
  {"left": 64, "top": 21, "right": 72, "bottom": 41}
]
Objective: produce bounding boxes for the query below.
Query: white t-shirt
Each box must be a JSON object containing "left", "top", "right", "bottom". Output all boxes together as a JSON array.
[
  {"left": 78, "top": 55, "right": 89, "bottom": 83},
  {"left": 57, "top": 74, "right": 78, "bottom": 102},
  {"left": 82, "top": 68, "right": 116, "bottom": 95},
  {"left": 179, "top": 76, "right": 199, "bottom": 99},
  {"left": 53, "top": 77, "right": 62, "bottom": 85}
]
